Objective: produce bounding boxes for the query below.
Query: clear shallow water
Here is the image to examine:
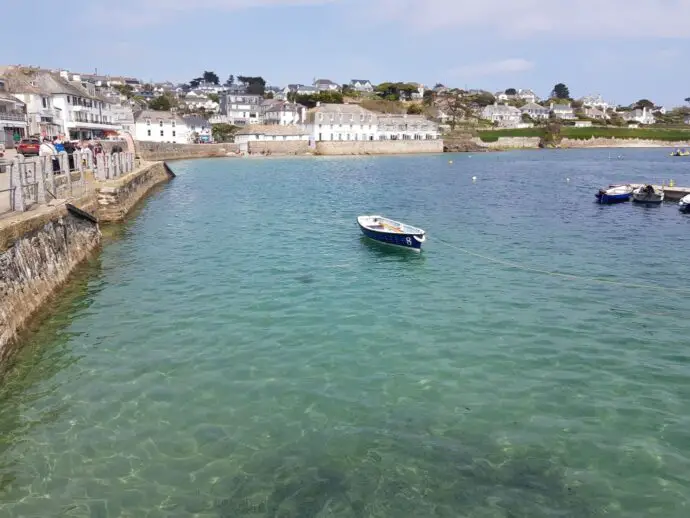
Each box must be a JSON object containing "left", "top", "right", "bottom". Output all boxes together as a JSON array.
[{"left": 1, "top": 149, "right": 690, "bottom": 517}]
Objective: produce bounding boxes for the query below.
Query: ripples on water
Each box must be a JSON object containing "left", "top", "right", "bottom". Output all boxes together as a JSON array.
[{"left": 1, "top": 149, "right": 690, "bottom": 517}]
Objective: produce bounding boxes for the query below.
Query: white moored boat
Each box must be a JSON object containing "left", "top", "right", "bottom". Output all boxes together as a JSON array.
[
  {"left": 357, "top": 215, "right": 426, "bottom": 250},
  {"left": 632, "top": 184, "right": 664, "bottom": 205}
]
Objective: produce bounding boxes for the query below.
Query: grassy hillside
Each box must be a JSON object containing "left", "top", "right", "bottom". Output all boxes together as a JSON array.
[{"left": 477, "top": 127, "right": 690, "bottom": 142}]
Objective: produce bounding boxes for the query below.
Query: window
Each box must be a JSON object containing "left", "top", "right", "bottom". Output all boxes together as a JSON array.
[
  {"left": 160, "top": 130, "right": 164, "bottom": 137},
  {"left": 67, "top": 96, "right": 71, "bottom": 104},
  {"left": 172, "top": 121, "right": 176, "bottom": 127},
  {"left": 160, "top": 121, "right": 163, "bottom": 127},
  {"left": 172, "top": 131, "right": 176, "bottom": 137},
  {"left": 42, "top": 97, "right": 47, "bottom": 108},
  {"left": 146, "top": 119, "right": 151, "bottom": 125},
  {"left": 319, "top": 113, "right": 323, "bottom": 121},
  {"left": 147, "top": 129, "right": 151, "bottom": 136}
]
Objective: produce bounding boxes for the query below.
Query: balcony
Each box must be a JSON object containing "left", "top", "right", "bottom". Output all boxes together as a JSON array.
[
  {"left": 40, "top": 108, "right": 60, "bottom": 119},
  {"left": 0, "top": 110, "right": 27, "bottom": 122}
]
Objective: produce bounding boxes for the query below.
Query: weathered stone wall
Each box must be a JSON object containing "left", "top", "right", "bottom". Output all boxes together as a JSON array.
[
  {"left": 315, "top": 139, "right": 443, "bottom": 155},
  {"left": 0, "top": 199, "right": 101, "bottom": 356},
  {"left": 247, "top": 140, "right": 311, "bottom": 155},
  {"left": 472, "top": 137, "right": 542, "bottom": 149},
  {"left": 96, "top": 162, "right": 175, "bottom": 222},
  {"left": 136, "top": 142, "right": 239, "bottom": 161},
  {"left": 559, "top": 137, "right": 690, "bottom": 148}
]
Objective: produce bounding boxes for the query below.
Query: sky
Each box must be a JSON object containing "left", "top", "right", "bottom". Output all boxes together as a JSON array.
[{"left": 2, "top": 0, "right": 689, "bottom": 107}]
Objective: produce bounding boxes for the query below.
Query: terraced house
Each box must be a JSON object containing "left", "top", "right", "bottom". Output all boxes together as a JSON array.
[
  {"left": 306, "top": 104, "right": 378, "bottom": 142},
  {"left": 377, "top": 114, "right": 440, "bottom": 140}
]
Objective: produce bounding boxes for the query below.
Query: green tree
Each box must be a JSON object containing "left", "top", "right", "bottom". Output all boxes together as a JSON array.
[
  {"left": 521, "top": 113, "right": 533, "bottom": 123},
  {"left": 148, "top": 94, "right": 176, "bottom": 111},
  {"left": 207, "top": 93, "right": 220, "bottom": 103},
  {"left": 212, "top": 123, "right": 239, "bottom": 142},
  {"left": 551, "top": 83, "right": 570, "bottom": 100},
  {"left": 237, "top": 76, "right": 266, "bottom": 95},
  {"left": 375, "top": 82, "right": 418, "bottom": 101},
  {"left": 113, "top": 84, "right": 134, "bottom": 99},
  {"left": 203, "top": 71, "right": 219, "bottom": 85},
  {"left": 265, "top": 91, "right": 274, "bottom": 99},
  {"left": 634, "top": 99, "right": 654, "bottom": 110},
  {"left": 505, "top": 88, "right": 517, "bottom": 95},
  {"left": 685, "top": 97, "right": 690, "bottom": 105},
  {"left": 422, "top": 90, "right": 435, "bottom": 106},
  {"left": 189, "top": 78, "right": 202, "bottom": 88},
  {"left": 294, "top": 91, "right": 343, "bottom": 108},
  {"left": 407, "top": 104, "right": 424, "bottom": 115},
  {"left": 225, "top": 75, "right": 235, "bottom": 87}
]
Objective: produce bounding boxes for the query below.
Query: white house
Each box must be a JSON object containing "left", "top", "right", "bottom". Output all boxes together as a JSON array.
[
  {"left": 583, "top": 107, "right": 607, "bottom": 120},
  {"left": 0, "top": 85, "right": 28, "bottom": 145},
  {"left": 182, "top": 115, "right": 212, "bottom": 142},
  {"left": 314, "top": 79, "right": 340, "bottom": 92},
  {"left": 350, "top": 79, "right": 373, "bottom": 93},
  {"left": 219, "top": 93, "right": 263, "bottom": 125},
  {"left": 496, "top": 89, "right": 538, "bottom": 103},
  {"left": 622, "top": 107, "right": 656, "bottom": 125},
  {"left": 234, "top": 124, "right": 310, "bottom": 143},
  {"left": 481, "top": 103, "right": 522, "bottom": 126},
  {"left": 182, "top": 91, "right": 219, "bottom": 113},
  {"left": 263, "top": 101, "right": 305, "bottom": 126},
  {"left": 580, "top": 94, "right": 611, "bottom": 111},
  {"left": 2, "top": 71, "right": 63, "bottom": 138},
  {"left": 306, "top": 104, "right": 378, "bottom": 141},
  {"left": 376, "top": 114, "right": 440, "bottom": 140},
  {"left": 134, "top": 110, "right": 189, "bottom": 143},
  {"left": 520, "top": 102, "right": 549, "bottom": 120},
  {"left": 550, "top": 102, "right": 576, "bottom": 120}
]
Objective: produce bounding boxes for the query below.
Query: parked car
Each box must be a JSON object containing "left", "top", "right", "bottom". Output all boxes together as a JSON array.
[{"left": 17, "top": 137, "right": 40, "bottom": 156}]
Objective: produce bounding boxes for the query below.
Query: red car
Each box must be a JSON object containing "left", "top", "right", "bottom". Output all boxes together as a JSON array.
[{"left": 17, "top": 137, "right": 40, "bottom": 156}]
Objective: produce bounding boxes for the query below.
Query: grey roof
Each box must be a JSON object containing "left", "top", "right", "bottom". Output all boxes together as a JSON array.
[
  {"left": 315, "top": 79, "right": 337, "bottom": 85},
  {"left": 264, "top": 101, "right": 301, "bottom": 113},
  {"left": 521, "top": 102, "right": 548, "bottom": 112},
  {"left": 134, "top": 110, "right": 185, "bottom": 123},
  {"left": 182, "top": 115, "right": 210, "bottom": 127},
  {"left": 0, "top": 91, "right": 25, "bottom": 105},
  {"left": 235, "top": 124, "right": 309, "bottom": 136},
  {"left": 350, "top": 79, "right": 371, "bottom": 84},
  {"left": 311, "top": 103, "right": 373, "bottom": 115}
]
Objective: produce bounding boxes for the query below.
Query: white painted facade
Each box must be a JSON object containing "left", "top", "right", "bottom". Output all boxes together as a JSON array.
[
  {"left": 219, "top": 93, "right": 263, "bottom": 125},
  {"left": 377, "top": 114, "right": 440, "bottom": 140},
  {"left": 133, "top": 110, "right": 189, "bottom": 143},
  {"left": 9, "top": 91, "right": 62, "bottom": 138},
  {"left": 481, "top": 103, "right": 522, "bottom": 125},
  {"left": 549, "top": 102, "right": 576, "bottom": 120},
  {"left": 51, "top": 93, "right": 119, "bottom": 139},
  {"left": 263, "top": 103, "right": 305, "bottom": 125},
  {"left": 622, "top": 107, "right": 656, "bottom": 125},
  {"left": 307, "top": 105, "right": 378, "bottom": 142},
  {"left": 520, "top": 102, "right": 549, "bottom": 120}
]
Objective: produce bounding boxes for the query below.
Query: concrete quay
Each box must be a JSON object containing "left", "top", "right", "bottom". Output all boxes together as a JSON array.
[{"left": 627, "top": 184, "right": 690, "bottom": 202}]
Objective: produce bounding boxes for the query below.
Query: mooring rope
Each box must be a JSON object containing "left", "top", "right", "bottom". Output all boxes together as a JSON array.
[{"left": 435, "top": 238, "right": 687, "bottom": 294}]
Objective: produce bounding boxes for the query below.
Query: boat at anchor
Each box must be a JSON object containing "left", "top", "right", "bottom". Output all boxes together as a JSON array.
[{"left": 357, "top": 215, "right": 426, "bottom": 250}]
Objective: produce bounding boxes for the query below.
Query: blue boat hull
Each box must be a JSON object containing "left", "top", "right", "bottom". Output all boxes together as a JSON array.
[
  {"left": 358, "top": 223, "right": 423, "bottom": 250},
  {"left": 596, "top": 192, "right": 631, "bottom": 204},
  {"left": 680, "top": 204, "right": 690, "bottom": 214}
]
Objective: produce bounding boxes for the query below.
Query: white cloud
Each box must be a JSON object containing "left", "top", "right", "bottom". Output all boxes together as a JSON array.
[
  {"left": 448, "top": 59, "right": 534, "bottom": 79},
  {"left": 364, "top": 0, "right": 690, "bottom": 38}
]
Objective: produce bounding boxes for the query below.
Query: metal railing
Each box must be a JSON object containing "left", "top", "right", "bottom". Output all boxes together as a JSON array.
[
  {"left": 0, "top": 111, "right": 26, "bottom": 122},
  {"left": 0, "top": 150, "right": 135, "bottom": 214}
]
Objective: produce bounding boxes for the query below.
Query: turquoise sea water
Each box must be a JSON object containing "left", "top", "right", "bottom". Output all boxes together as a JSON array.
[{"left": 1, "top": 149, "right": 690, "bottom": 517}]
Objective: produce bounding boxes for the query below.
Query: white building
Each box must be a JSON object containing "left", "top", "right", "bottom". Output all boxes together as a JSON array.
[
  {"left": 182, "top": 91, "right": 219, "bottom": 113},
  {"left": 520, "top": 102, "right": 549, "bottom": 120},
  {"left": 0, "top": 84, "right": 28, "bottom": 146},
  {"left": 234, "top": 124, "right": 310, "bottom": 145},
  {"left": 481, "top": 103, "right": 522, "bottom": 126},
  {"left": 219, "top": 93, "right": 263, "bottom": 125},
  {"left": 314, "top": 79, "right": 340, "bottom": 92},
  {"left": 580, "top": 94, "right": 611, "bottom": 111},
  {"left": 263, "top": 101, "right": 305, "bottom": 125},
  {"left": 549, "top": 102, "right": 576, "bottom": 120},
  {"left": 183, "top": 115, "right": 212, "bottom": 142},
  {"left": 496, "top": 89, "right": 538, "bottom": 103},
  {"left": 377, "top": 114, "right": 440, "bottom": 140},
  {"left": 306, "top": 104, "right": 378, "bottom": 141},
  {"left": 583, "top": 106, "right": 607, "bottom": 120},
  {"left": 133, "top": 110, "right": 189, "bottom": 143},
  {"left": 622, "top": 107, "right": 655, "bottom": 125},
  {"left": 350, "top": 79, "right": 373, "bottom": 93}
]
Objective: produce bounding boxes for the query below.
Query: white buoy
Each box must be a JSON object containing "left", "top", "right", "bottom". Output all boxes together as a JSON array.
[
  {"left": 566, "top": 178, "right": 570, "bottom": 182},
  {"left": 472, "top": 176, "right": 477, "bottom": 182}
]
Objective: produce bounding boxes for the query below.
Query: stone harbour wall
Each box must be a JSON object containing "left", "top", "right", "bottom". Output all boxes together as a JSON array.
[
  {"left": 315, "top": 139, "right": 443, "bottom": 155},
  {"left": 136, "top": 142, "right": 240, "bottom": 161},
  {"left": 472, "top": 137, "right": 542, "bottom": 149},
  {"left": 559, "top": 137, "right": 690, "bottom": 148},
  {"left": 0, "top": 200, "right": 101, "bottom": 356},
  {"left": 96, "top": 162, "right": 175, "bottom": 222},
  {"left": 247, "top": 140, "right": 311, "bottom": 155}
]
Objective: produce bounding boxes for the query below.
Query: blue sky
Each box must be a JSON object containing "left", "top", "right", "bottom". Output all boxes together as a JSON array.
[{"left": 4, "top": 0, "right": 689, "bottom": 106}]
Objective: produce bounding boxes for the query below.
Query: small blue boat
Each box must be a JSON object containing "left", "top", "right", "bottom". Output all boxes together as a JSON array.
[
  {"left": 596, "top": 184, "right": 633, "bottom": 204},
  {"left": 357, "top": 215, "right": 426, "bottom": 250}
]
